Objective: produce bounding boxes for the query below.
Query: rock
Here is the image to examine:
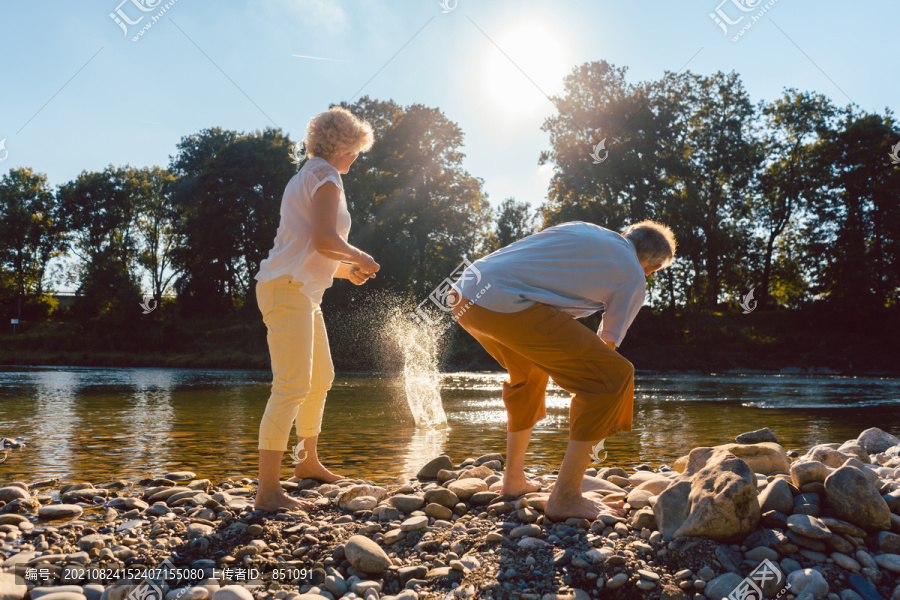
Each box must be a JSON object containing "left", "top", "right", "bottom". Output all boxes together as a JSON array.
[
  {"left": 736, "top": 428, "right": 779, "bottom": 444},
  {"left": 654, "top": 480, "right": 692, "bottom": 540},
  {"left": 511, "top": 524, "right": 542, "bottom": 538},
  {"left": 704, "top": 573, "right": 744, "bottom": 600},
  {"left": 787, "top": 514, "right": 833, "bottom": 540},
  {"left": 804, "top": 445, "right": 855, "bottom": 468},
  {"left": 346, "top": 496, "right": 378, "bottom": 512},
  {"left": 37, "top": 504, "right": 83, "bottom": 520},
  {"left": 77, "top": 534, "right": 106, "bottom": 551},
  {"left": 0, "top": 487, "right": 30, "bottom": 503},
  {"left": 848, "top": 573, "right": 884, "bottom": 600},
  {"left": 820, "top": 517, "right": 866, "bottom": 538},
  {"left": 517, "top": 537, "right": 550, "bottom": 549},
  {"left": 627, "top": 488, "right": 654, "bottom": 509},
  {"left": 26, "top": 594, "right": 85, "bottom": 600},
  {"left": 675, "top": 443, "right": 790, "bottom": 476},
  {"left": 830, "top": 552, "right": 861, "bottom": 571},
  {"left": 211, "top": 587, "right": 254, "bottom": 600},
  {"left": 417, "top": 456, "right": 453, "bottom": 479},
  {"left": 631, "top": 509, "right": 657, "bottom": 530},
  {"left": 874, "top": 553, "right": 900, "bottom": 574},
  {"left": 107, "top": 497, "right": 149, "bottom": 511},
  {"left": 857, "top": 428, "right": 900, "bottom": 454},
  {"left": 424, "top": 488, "right": 458, "bottom": 508},
  {"left": 324, "top": 575, "right": 347, "bottom": 597},
  {"left": 666, "top": 453, "right": 761, "bottom": 541},
  {"left": 878, "top": 531, "right": 900, "bottom": 554},
  {"left": 474, "top": 453, "right": 503, "bottom": 466},
  {"left": 165, "top": 471, "right": 196, "bottom": 481},
  {"left": 824, "top": 466, "right": 891, "bottom": 530},
  {"left": 759, "top": 478, "right": 794, "bottom": 514},
  {"left": 344, "top": 535, "right": 391, "bottom": 574},
  {"left": 0, "top": 572, "right": 26, "bottom": 600},
  {"left": 606, "top": 573, "right": 628, "bottom": 590},
  {"left": 787, "top": 569, "right": 829, "bottom": 599},
  {"left": 458, "top": 465, "right": 494, "bottom": 480},
  {"left": 837, "top": 441, "right": 871, "bottom": 463},
  {"left": 792, "top": 461, "right": 833, "bottom": 488},
  {"left": 581, "top": 476, "right": 626, "bottom": 495},
  {"left": 446, "top": 478, "right": 487, "bottom": 500},
  {"left": 336, "top": 485, "right": 387, "bottom": 509},
  {"left": 745, "top": 546, "right": 779, "bottom": 562},
  {"left": 424, "top": 503, "right": 453, "bottom": 520},
  {"left": 390, "top": 494, "right": 425, "bottom": 513},
  {"left": 400, "top": 516, "right": 428, "bottom": 532}
]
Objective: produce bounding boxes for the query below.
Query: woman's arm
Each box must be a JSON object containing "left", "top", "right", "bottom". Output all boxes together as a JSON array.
[{"left": 310, "top": 182, "right": 379, "bottom": 277}]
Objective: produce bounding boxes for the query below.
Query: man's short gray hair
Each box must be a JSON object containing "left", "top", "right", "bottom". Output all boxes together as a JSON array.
[{"left": 622, "top": 220, "right": 677, "bottom": 269}]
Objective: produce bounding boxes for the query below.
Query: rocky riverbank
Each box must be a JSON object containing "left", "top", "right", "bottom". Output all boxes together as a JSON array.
[{"left": 1, "top": 428, "right": 899, "bottom": 600}]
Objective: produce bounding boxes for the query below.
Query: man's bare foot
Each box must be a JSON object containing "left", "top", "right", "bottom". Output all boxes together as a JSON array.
[
  {"left": 544, "top": 493, "right": 627, "bottom": 521},
  {"left": 500, "top": 474, "right": 543, "bottom": 497},
  {"left": 253, "top": 488, "right": 312, "bottom": 513},
  {"left": 294, "top": 461, "right": 343, "bottom": 483}
]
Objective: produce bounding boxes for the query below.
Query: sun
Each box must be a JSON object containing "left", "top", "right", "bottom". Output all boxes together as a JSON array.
[{"left": 482, "top": 20, "right": 571, "bottom": 117}]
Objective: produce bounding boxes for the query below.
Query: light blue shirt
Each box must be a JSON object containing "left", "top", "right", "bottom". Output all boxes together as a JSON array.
[{"left": 455, "top": 222, "right": 647, "bottom": 347}]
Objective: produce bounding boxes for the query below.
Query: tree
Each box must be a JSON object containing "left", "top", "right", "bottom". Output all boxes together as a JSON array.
[
  {"left": 57, "top": 167, "right": 141, "bottom": 317},
  {"left": 807, "top": 109, "right": 900, "bottom": 314},
  {"left": 0, "top": 168, "right": 64, "bottom": 320},
  {"left": 488, "top": 197, "right": 536, "bottom": 251},
  {"left": 169, "top": 128, "right": 296, "bottom": 316},
  {"left": 335, "top": 97, "right": 492, "bottom": 299},
  {"left": 753, "top": 90, "right": 835, "bottom": 308},
  {"left": 131, "top": 167, "right": 179, "bottom": 299}
]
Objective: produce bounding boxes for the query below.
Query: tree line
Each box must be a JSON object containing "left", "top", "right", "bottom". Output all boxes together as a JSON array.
[{"left": 1, "top": 61, "right": 898, "bottom": 337}]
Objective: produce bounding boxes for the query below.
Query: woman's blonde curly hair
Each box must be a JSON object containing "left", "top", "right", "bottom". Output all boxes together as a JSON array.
[{"left": 292, "top": 106, "right": 374, "bottom": 164}]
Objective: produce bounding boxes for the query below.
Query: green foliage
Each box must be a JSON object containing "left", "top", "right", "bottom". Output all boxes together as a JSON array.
[
  {"left": 0, "top": 168, "right": 65, "bottom": 321},
  {"left": 168, "top": 127, "right": 297, "bottom": 317}
]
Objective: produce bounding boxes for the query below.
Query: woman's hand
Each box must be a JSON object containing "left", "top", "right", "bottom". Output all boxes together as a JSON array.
[
  {"left": 348, "top": 265, "right": 375, "bottom": 285},
  {"left": 352, "top": 252, "right": 380, "bottom": 277}
]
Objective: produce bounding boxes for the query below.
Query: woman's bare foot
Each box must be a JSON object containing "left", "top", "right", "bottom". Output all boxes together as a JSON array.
[
  {"left": 253, "top": 488, "right": 312, "bottom": 513},
  {"left": 293, "top": 461, "right": 343, "bottom": 483},
  {"left": 544, "top": 493, "right": 627, "bottom": 522},
  {"left": 500, "top": 473, "right": 543, "bottom": 497}
]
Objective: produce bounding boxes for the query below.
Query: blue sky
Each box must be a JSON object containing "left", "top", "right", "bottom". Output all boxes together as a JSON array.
[{"left": 1, "top": 0, "right": 897, "bottom": 209}]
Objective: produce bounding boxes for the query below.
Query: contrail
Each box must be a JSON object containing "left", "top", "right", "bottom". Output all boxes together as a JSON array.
[{"left": 292, "top": 54, "right": 346, "bottom": 63}]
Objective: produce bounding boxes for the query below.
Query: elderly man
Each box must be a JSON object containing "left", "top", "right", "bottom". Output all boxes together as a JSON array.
[{"left": 451, "top": 220, "right": 676, "bottom": 521}]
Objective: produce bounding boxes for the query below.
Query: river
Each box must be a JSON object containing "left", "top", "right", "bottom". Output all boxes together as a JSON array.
[{"left": 1, "top": 367, "right": 898, "bottom": 486}]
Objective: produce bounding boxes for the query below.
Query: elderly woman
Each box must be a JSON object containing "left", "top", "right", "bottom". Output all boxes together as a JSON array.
[{"left": 253, "top": 107, "right": 380, "bottom": 512}]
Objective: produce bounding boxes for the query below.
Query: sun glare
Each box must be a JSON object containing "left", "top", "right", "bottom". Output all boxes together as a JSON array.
[{"left": 483, "top": 21, "right": 570, "bottom": 117}]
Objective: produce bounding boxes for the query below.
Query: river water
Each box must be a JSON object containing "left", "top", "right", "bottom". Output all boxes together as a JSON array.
[{"left": 1, "top": 367, "right": 898, "bottom": 486}]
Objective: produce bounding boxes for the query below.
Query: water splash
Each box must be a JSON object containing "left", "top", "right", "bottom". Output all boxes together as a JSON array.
[{"left": 388, "top": 309, "right": 448, "bottom": 428}]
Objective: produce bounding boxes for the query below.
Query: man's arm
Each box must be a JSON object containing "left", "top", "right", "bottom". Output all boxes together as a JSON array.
[{"left": 597, "top": 281, "right": 646, "bottom": 348}]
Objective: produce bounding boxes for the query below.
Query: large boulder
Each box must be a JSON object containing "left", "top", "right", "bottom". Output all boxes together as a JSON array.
[
  {"left": 674, "top": 443, "right": 790, "bottom": 476},
  {"left": 824, "top": 465, "right": 891, "bottom": 531},
  {"left": 656, "top": 453, "right": 761, "bottom": 541},
  {"left": 857, "top": 428, "right": 900, "bottom": 454}
]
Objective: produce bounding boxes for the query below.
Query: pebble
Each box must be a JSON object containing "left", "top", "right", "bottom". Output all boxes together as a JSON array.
[{"left": 606, "top": 573, "right": 628, "bottom": 589}]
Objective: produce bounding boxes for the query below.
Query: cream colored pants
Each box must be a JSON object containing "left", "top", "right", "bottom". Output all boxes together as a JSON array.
[{"left": 256, "top": 274, "right": 334, "bottom": 451}]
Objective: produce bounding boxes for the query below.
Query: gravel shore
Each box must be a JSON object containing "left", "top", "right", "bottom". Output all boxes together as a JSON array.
[{"left": 1, "top": 427, "right": 900, "bottom": 600}]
